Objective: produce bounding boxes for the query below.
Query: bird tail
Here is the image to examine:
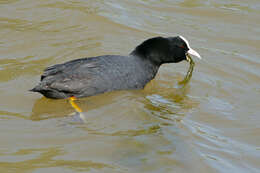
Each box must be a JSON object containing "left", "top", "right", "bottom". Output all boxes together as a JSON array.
[{"left": 29, "top": 85, "right": 41, "bottom": 92}]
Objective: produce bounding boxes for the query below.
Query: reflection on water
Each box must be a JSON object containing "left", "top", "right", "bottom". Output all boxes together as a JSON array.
[
  {"left": 0, "top": 147, "right": 113, "bottom": 173},
  {"left": 0, "top": 0, "right": 260, "bottom": 172},
  {"left": 31, "top": 98, "right": 72, "bottom": 121}
]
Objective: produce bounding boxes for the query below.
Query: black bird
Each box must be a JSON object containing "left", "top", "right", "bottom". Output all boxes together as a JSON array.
[{"left": 31, "top": 36, "right": 201, "bottom": 102}]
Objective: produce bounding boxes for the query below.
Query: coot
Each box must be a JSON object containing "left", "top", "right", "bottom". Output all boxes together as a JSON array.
[{"left": 31, "top": 36, "right": 201, "bottom": 99}]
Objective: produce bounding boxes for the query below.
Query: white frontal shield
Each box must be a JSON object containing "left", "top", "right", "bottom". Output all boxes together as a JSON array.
[{"left": 179, "top": 35, "right": 201, "bottom": 59}]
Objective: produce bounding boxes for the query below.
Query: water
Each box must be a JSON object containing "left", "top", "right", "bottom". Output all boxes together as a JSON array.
[{"left": 0, "top": 0, "right": 259, "bottom": 172}]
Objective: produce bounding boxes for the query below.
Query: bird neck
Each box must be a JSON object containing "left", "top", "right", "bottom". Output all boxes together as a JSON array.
[{"left": 130, "top": 49, "right": 163, "bottom": 66}]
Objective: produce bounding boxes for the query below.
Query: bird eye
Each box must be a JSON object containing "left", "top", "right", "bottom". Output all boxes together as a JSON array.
[{"left": 179, "top": 45, "right": 185, "bottom": 48}]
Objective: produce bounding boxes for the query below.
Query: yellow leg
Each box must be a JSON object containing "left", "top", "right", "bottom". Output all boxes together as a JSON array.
[{"left": 69, "top": 96, "right": 83, "bottom": 113}]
